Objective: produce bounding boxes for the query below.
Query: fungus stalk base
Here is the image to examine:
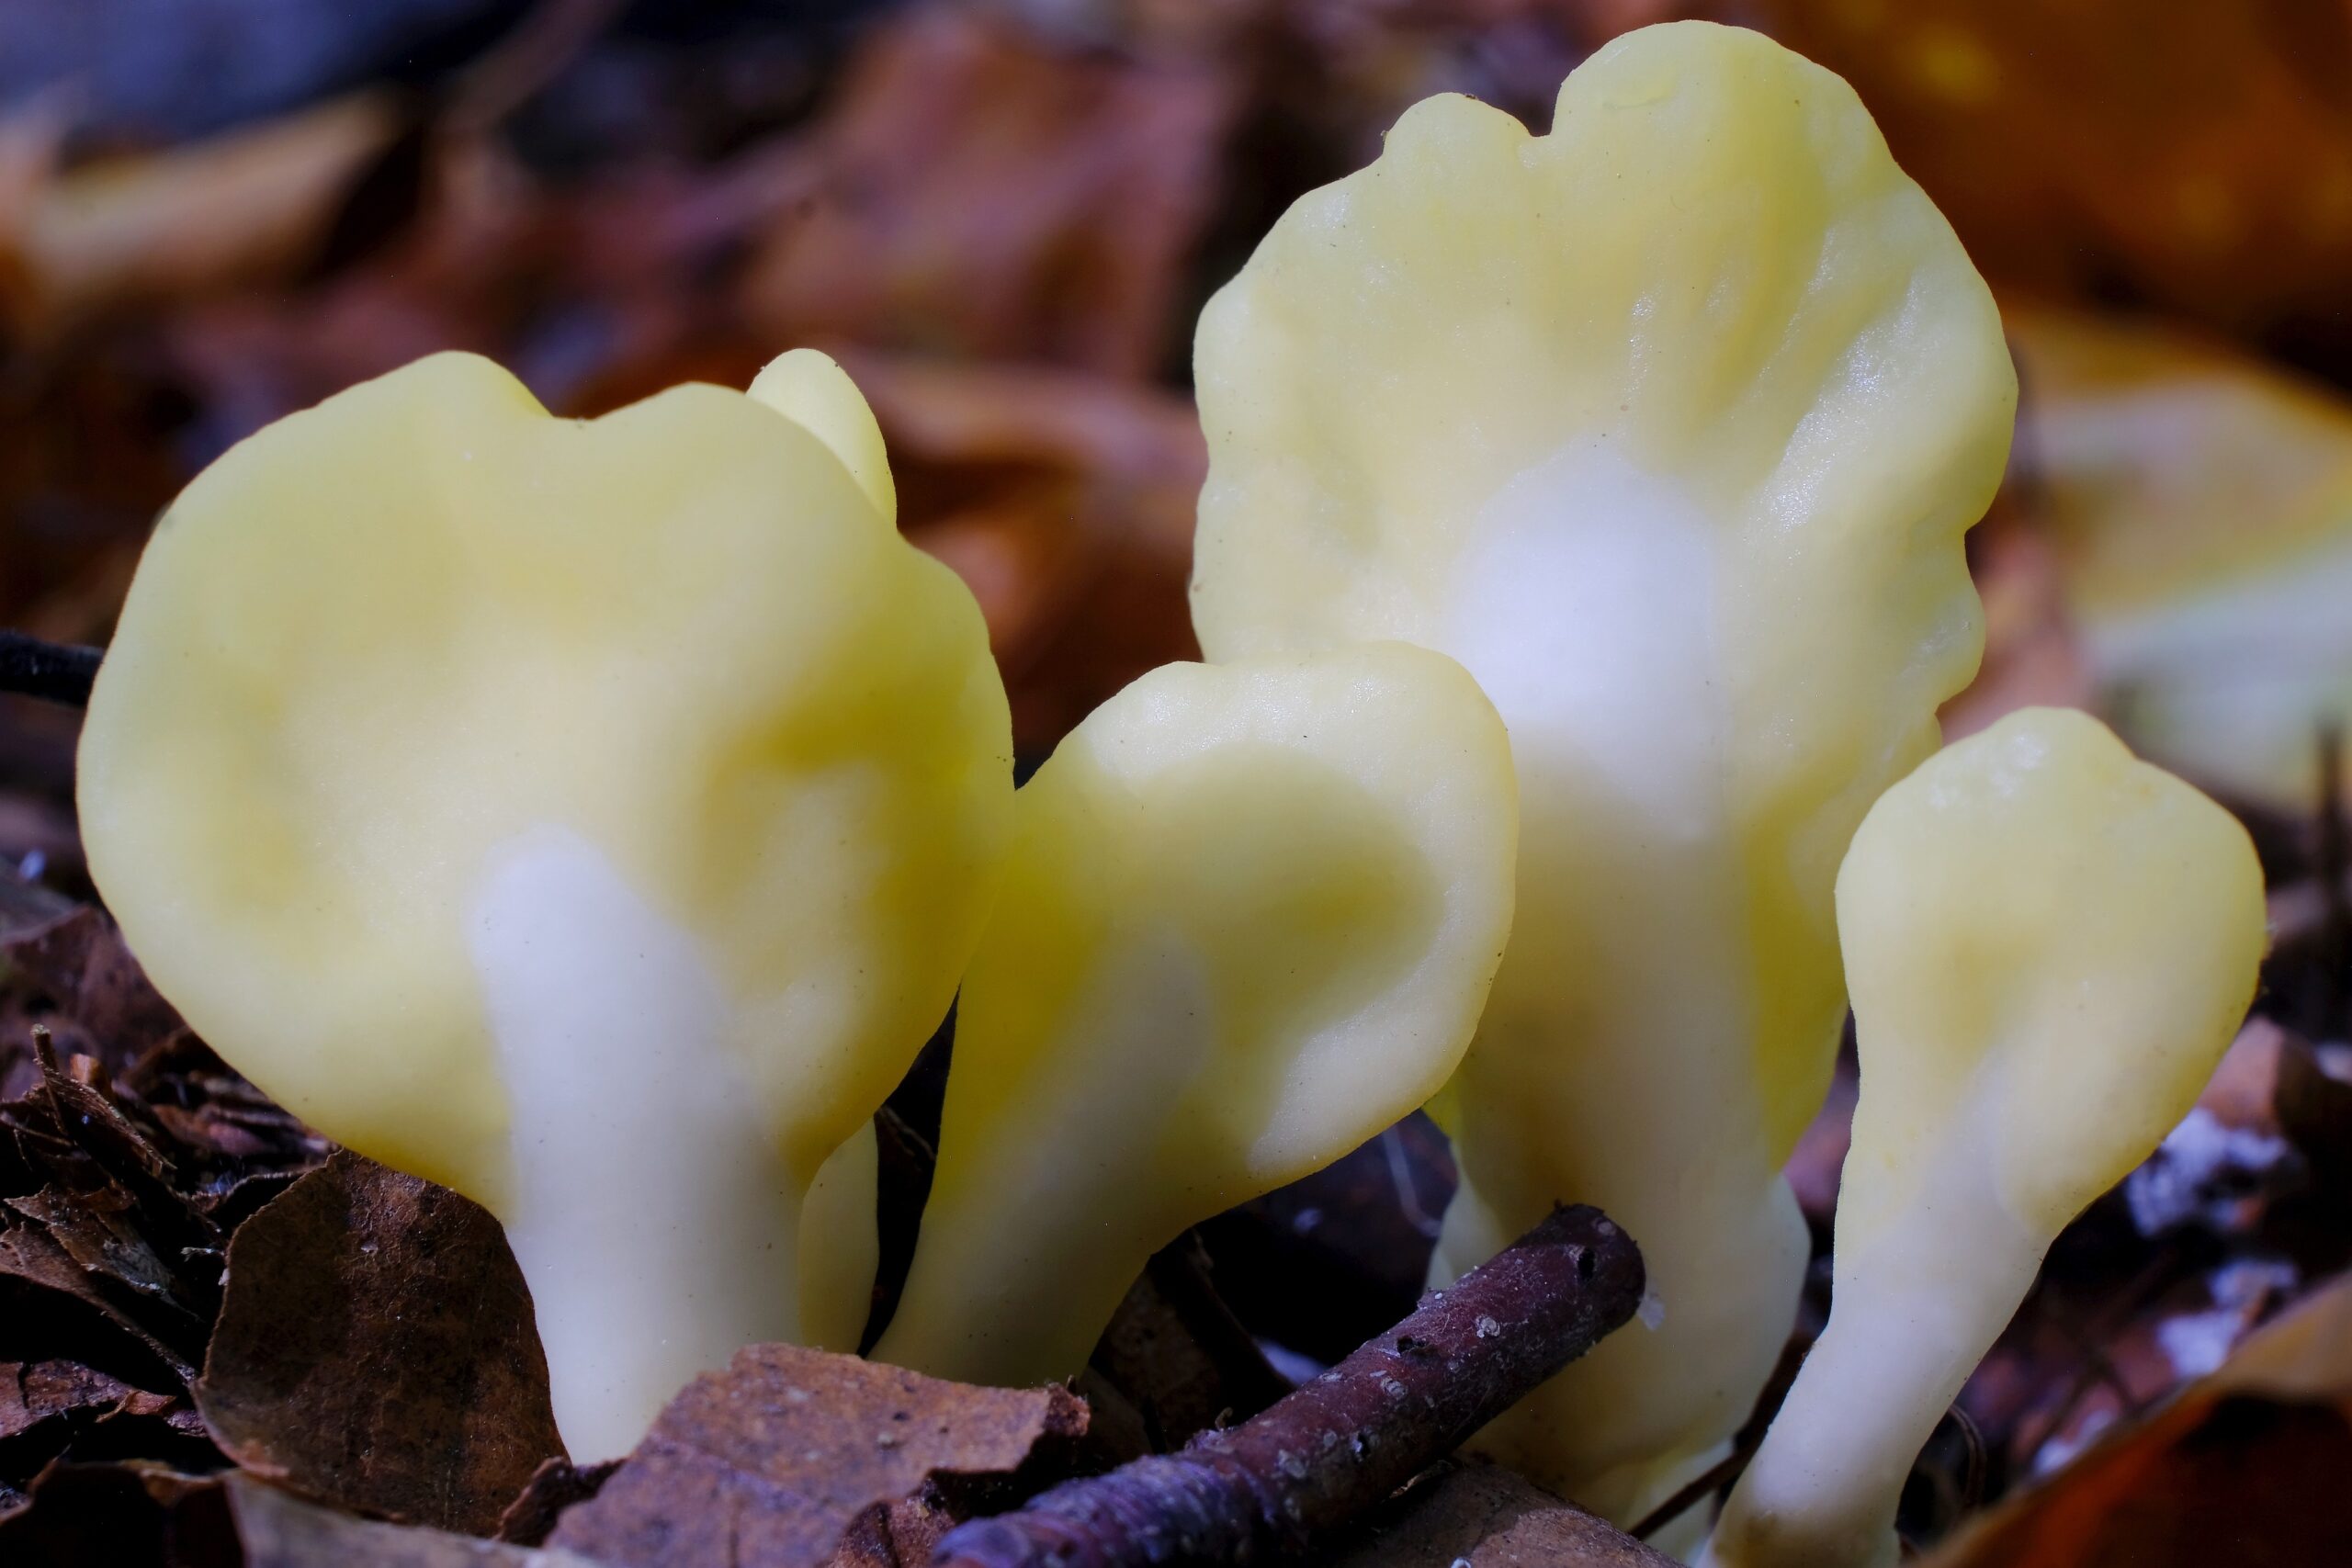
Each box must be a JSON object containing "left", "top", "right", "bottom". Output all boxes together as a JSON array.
[
  {"left": 1426, "top": 445, "right": 1815, "bottom": 1524},
  {"left": 1702, "top": 1169, "right": 2042, "bottom": 1568},
  {"left": 876, "top": 942, "right": 1216, "bottom": 1386},
  {"left": 472, "top": 826, "right": 803, "bottom": 1461},
  {"left": 1435, "top": 1157, "right": 1807, "bottom": 1526}
]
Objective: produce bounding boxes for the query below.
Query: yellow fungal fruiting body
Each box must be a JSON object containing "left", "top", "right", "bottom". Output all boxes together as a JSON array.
[
  {"left": 1189, "top": 21, "right": 2014, "bottom": 1519},
  {"left": 749, "top": 346, "right": 898, "bottom": 525},
  {"left": 872, "top": 645, "right": 1517, "bottom": 1388},
  {"left": 798, "top": 1118, "right": 883, "bottom": 1352},
  {"left": 78, "top": 351, "right": 1012, "bottom": 1457},
  {"left": 2006, "top": 305, "right": 2352, "bottom": 810},
  {"left": 1705, "top": 708, "right": 2267, "bottom": 1568}
]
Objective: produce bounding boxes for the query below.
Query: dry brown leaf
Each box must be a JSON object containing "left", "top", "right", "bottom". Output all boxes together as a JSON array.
[
  {"left": 1198, "top": 1113, "right": 1457, "bottom": 1366},
  {"left": 196, "top": 1151, "right": 562, "bottom": 1536},
  {"left": 0, "top": 1359, "right": 144, "bottom": 1441},
  {"left": 739, "top": 6, "right": 1235, "bottom": 378},
  {"left": 1928, "top": 1269, "right": 2352, "bottom": 1566},
  {"left": 0, "top": 1458, "right": 227, "bottom": 1562},
  {"left": 549, "top": 1342, "right": 1087, "bottom": 1568},
  {"left": 227, "top": 1472, "right": 601, "bottom": 1568},
  {"left": 495, "top": 1456, "right": 620, "bottom": 1549},
  {"left": 842, "top": 350, "right": 1204, "bottom": 750},
  {"left": 0, "top": 1208, "right": 198, "bottom": 1389},
  {"left": 825, "top": 1485, "right": 960, "bottom": 1568},
  {"left": 1740, "top": 1, "right": 2352, "bottom": 349},
  {"left": 1318, "top": 1457, "right": 1676, "bottom": 1567},
  {"left": 1085, "top": 1234, "right": 1291, "bottom": 1454},
  {"left": 1942, "top": 513, "right": 2093, "bottom": 741},
  {"left": 1, "top": 905, "right": 185, "bottom": 1075}
]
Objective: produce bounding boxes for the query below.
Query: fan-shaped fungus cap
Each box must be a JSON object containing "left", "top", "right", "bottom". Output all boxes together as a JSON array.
[
  {"left": 76, "top": 350, "right": 1012, "bottom": 1458},
  {"left": 870, "top": 644, "right": 1517, "bottom": 1387},
  {"left": 1188, "top": 20, "right": 2013, "bottom": 1522},
  {"left": 1705, "top": 707, "right": 2267, "bottom": 1568}
]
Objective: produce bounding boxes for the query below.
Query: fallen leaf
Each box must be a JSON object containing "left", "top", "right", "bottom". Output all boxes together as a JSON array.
[
  {"left": 1741, "top": 2, "right": 2352, "bottom": 354},
  {"left": 10, "top": 1184, "right": 213, "bottom": 1329},
  {"left": 2, "top": 904, "right": 185, "bottom": 1072},
  {"left": 196, "top": 1150, "right": 562, "bottom": 1536},
  {"left": 738, "top": 6, "right": 1236, "bottom": 378},
  {"left": 1942, "top": 511, "right": 2093, "bottom": 741},
  {"left": 1085, "top": 1232, "right": 1292, "bottom": 1454},
  {"left": 495, "top": 1456, "right": 619, "bottom": 1549},
  {"left": 0, "top": 1358, "right": 214, "bottom": 1487},
  {"left": 550, "top": 1342, "right": 1087, "bottom": 1568},
  {"left": 0, "top": 1359, "right": 142, "bottom": 1441},
  {"left": 227, "top": 1472, "right": 600, "bottom": 1568},
  {"left": 1318, "top": 1457, "right": 1676, "bottom": 1566},
  {"left": 826, "top": 1485, "right": 959, "bottom": 1568},
  {"left": 1199, "top": 1112, "right": 1457, "bottom": 1364},
  {"left": 842, "top": 350, "right": 1205, "bottom": 751},
  {"left": 0, "top": 1213, "right": 197, "bottom": 1388},
  {"left": 0, "top": 1458, "right": 231, "bottom": 1565},
  {"left": 1928, "top": 1268, "right": 2352, "bottom": 1565}
]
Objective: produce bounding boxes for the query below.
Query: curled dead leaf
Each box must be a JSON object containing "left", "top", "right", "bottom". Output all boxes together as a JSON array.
[{"left": 196, "top": 1151, "right": 562, "bottom": 1537}]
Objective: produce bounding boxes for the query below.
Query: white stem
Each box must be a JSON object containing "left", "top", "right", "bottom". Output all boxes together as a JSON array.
[
  {"left": 1704, "top": 1168, "right": 2042, "bottom": 1568},
  {"left": 1423, "top": 437, "right": 1823, "bottom": 1525},
  {"left": 875, "top": 941, "right": 1215, "bottom": 1386},
  {"left": 799, "top": 1119, "right": 881, "bottom": 1352},
  {"left": 471, "top": 825, "right": 802, "bottom": 1461}
]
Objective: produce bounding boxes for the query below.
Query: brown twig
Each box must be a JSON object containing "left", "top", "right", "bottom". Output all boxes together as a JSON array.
[
  {"left": 0, "top": 631, "right": 101, "bottom": 706},
  {"left": 1626, "top": 1435, "right": 1754, "bottom": 1543},
  {"left": 932, "top": 1204, "right": 1644, "bottom": 1568}
]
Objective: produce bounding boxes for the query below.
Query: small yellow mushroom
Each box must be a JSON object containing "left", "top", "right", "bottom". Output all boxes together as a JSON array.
[
  {"left": 77, "top": 351, "right": 1012, "bottom": 1459},
  {"left": 1704, "top": 708, "right": 2267, "bottom": 1568},
  {"left": 870, "top": 645, "right": 1517, "bottom": 1387},
  {"left": 2004, "top": 304, "right": 2352, "bottom": 810},
  {"left": 1189, "top": 21, "right": 2013, "bottom": 1521}
]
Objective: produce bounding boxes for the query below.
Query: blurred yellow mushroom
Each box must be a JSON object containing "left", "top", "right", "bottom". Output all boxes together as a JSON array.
[
  {"left": 2004, "top": 303, "right": 2352, "bottom": 811},
  {"left": 1190, "top": 22, "right": 2014, "bottom": 1523},
  {"left": 871, "top": 645, "right": 1517, "bottom": 1387},
  {"left": 76, "top": 350, "right": 1012, "bottom": 1459},
  {"left": 1704, "top": 708, "right": 2267, "bottom": 1568}
]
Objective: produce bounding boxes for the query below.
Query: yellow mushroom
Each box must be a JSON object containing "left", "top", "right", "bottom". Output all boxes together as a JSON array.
[
  {"left": 1704, "top": 708, "right": 2267, "bottom": 1568},
  {"left": 2004, "top": 303, "right": 2352, "bottom": 811},
  {"left": 76, "top": 350, "right": 1012, "bottom": 1459},
  {"left": 1189, "top": 22, "right": 2015, "bottom": 1522},
  {"left": 870, "top": 645, "right": 1517, "bottom": 1387},
  {"left": 798, "top": 1118, "right": 883, "bottom": 1353}
]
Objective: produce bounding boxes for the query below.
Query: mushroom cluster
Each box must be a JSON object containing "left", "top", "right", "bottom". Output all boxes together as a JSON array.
[
  {"left": 1192, "top": 18, "right": 2016, "bottom": 1529},
  {"left": 79, "top": 351, "right": 1518, "bottom": 1460},
  {"left": 1191, "top": 17, "right": 2267, "bottom": 1554},
  {"left": 72, "top": 19, "right": 2271, "bottom": 1562}
]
